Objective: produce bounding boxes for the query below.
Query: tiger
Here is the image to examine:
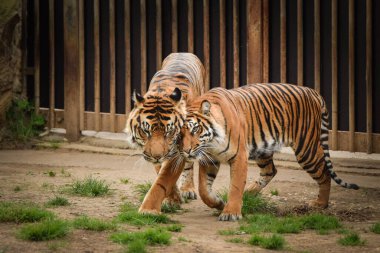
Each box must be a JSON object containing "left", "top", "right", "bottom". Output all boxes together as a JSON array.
[
  {"left": 181, "top": 83, "right": 359, "bottom": 221},
  {"left": 124, "top": 53, "right": 205, "bottom": 208}
]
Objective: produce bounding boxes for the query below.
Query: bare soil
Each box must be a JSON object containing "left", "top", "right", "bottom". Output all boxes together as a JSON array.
[{"left": 0, "top": 149, "right": 379, "bottom": 253}]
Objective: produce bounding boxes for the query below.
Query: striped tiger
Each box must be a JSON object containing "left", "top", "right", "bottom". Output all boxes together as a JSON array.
[
  {"left": 124, "top": 53, "right": 205, "bottom": 204},
  {"left": 181, "top": 83, "right": 359, "bottom": 221}
]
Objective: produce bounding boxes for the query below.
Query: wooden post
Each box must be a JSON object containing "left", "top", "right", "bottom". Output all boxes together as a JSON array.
[
  {"left": 188, "top": 0, "right": 194, "bottom": 53},
  {"left": 34, "top": 0, "right": 40, "bottom": 112},
  {"left": 109, "top": 0, "right": 116, "bottom": 132},
  {"left": 63, "top": 0, "right": 81, "bottom": 141},
  {"left": 125, "top": 0, "right": 132, "bottom": 114},
  {"left": 297, "top": 0, "right": 303, "bottom": 86},
  {"left": 203, "top": 0, "right": 210, "bottom": 90},
  {"left": 280, "top": 0, "right": 286, "bottom": 83},
  {"left": 48, "top": 0, "right": 55, "bottom": 128},
  {"left": 22, "top": 0, "right": 28, "bottom": 97},
  {"left": 141, "top": 0, "right": 147, "bottom": 94},
  {"left": 366, "top": 0, "right": 372, "bottom": 153},
  {"left": 94, "top": 0, "right": 100, "bottom": 131},
  {"left": 262, "top": 0, "right": 269, "bottom": 83},
  {"left": 233, "top": 0, "right": 240, "bottom": 87},
  {"left": 247, "top": 0, "right": 263, "bottom": 83},
  {"left": 220, "top": 0, "right": 226, "bottom": 88},
  {"left": 79, "top": 0, "right": 85, "bottom": 130},
  {"left": 171, "top": 0, "right": 178, "bottom": 52},
  {"left": 348, "top": 0, "right": 355, "bottom": 152},
  {"left": 331, "top": 0, "right": 338, "bottom": 150},
  {"left": 314, "top": 0, "right": 320, "bottom": 92},
  {"left": 156, "top": 0, "right": 162, "bottom": 69}
]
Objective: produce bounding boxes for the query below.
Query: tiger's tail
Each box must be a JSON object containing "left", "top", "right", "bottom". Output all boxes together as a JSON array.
[{"left": 320, "top": 99, "right": 359, "bottom": 190}]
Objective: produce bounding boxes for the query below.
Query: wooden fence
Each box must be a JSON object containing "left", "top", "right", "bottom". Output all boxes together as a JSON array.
[{"left": 23, "top": 0, "right": 380, "bottom": 153}]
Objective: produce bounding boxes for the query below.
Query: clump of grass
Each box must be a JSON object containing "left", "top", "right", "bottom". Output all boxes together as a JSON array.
[
  {"left": 248, "top": 234, "right": 285, "bottom": 250},
  {"left": 166, "top": 224, "right": 183, "bottom": 232},
  {"left": 60, "top": 168, "right": 71, "bottom": 177},
  {"left": 18, "top": 219, "right": 70, "bottom": 241},
  {"left": 117, "top": 203, "right": 172, "bottom": 226},
  {"left": 161, "top": 202, "right": 182, "bottom": 213},
  {"left": 120, "top": 178, "right": 130, "bottom": 184},
  {"left": 48, "top": 171, "right": 56, "bottom": 177},
  {"left": 370, "top": 223, "right": 380, "bottom": 234},
  {"left": 270, "top": 189, "right": 279, "bottom": 196},
  {"left": 125, "top": 240, "right": 147, "bottom": 253},
  {"left": 73, "top": 215, "right": 116, "bottom": 231},
  {"left": 226, "top": 238, "right": 244, "bottom": 243},
  {"left": 338, "top": 232, "right": 365, "bottom": 246},
  {"left": 67, "top": 177, "right": 110, "bottom": 197},
  {"left": 218, "top": 229, "right": 238, "bottom": 236},
  {"left": 0, "top": 201, "right": 54, "bottom": 223},
  {"left": 111, "top": 228, "right": 171, "bottom": 245},
  {"left": 134, "top": 182, "right": 152, "bottom": 202},
  {"left": 301, "top": 213, "right": 341, "bottom": 232},
  {"left": 13, "top": 186, "right": 22, "bottom": 192},
  {"left": 49, "top": 141, "right": 61, "bottom": 149},
  {"left": 219, "top": 190, "right": 275, "bottom": 216},
  {"left": 178, "top": 236, "right": 190, "bottom": 242},
  {"left": 45, "top": 196, "right": 70, "bottom": 207}
]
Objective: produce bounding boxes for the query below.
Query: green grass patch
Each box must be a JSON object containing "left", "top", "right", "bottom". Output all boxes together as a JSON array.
[
  {"left": 18, "top": 219, "right": 70, "bottom": 241},
  {"left": 248, "top": 234, "right": 285, "bottom": 250},
  {"left": 73, "top": 215, "right": 116, "bottom": 231},
  {"left": 0, "top": 201, "right": 54, "bottom": 223},
  {"left": 45, "top": 196, "right": 69, "bottom": 207},
  {"left": 161, "top": 202, "right": 182, "bottom": 213},
  {"left": 120, "top": 178, "right": 130, "bottom": 184},
  {"left": 226, "top": 238, "right": 244, "bottom": 243},
  {"left": 338, "top": 232, "right": 365, "bottom": 246},
  {"left": 117, "top": 203, "right": 172, "bottom": 226},
  {"left": 60, "top": 168, "right": 71, "bottom": 177},
  {"left": 166, "top": 224, "right": 183, "bottom": 232},
  {"left": 300, "top": 213, "right": 341, "bottom": 232},
  {"left": 218, "top": 229, "right": 238, "bottom": 235},
  {"left": 134, "top": 182, "right": 152, "bottom": 202},
  {"left": 270, "top": 189, "right": 279, "bottom": 196},
  {"left": 13, "top": 186, "right": 22, "bottom": 192},
  {"left": 178, "top": 236, "right": 190, "bottom": 242},
  {"left": 67, "top": 177, "right": 110, "bottom": 197},
  {"left": 219, "top": 191, "right": 275, "bottom": 215},
  {"left": 370, "top": 223, "right": 380, "bottom": 234}
]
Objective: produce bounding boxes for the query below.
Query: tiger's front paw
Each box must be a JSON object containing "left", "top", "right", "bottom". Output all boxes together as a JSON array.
[
  {"left": 181, "top": 188, "right": 197, "bottom": 200},
  {"left": 218, "top": 212, "right": 242, "bottom": 221},
  {"left": 308, "top": 199, "right": 328, "bottom": 209},
  {"left": 138, "top": 207, "right": 161, "bottom": 215}
]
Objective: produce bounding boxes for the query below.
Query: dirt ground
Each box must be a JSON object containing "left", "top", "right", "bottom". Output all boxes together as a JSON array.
[{"left": 0, "top": 148, "right": 379, "bottom": 253}]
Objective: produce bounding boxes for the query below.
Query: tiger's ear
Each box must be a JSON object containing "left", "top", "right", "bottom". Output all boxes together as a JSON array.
[
  {"left": 200, "top": 100, "right": 211, "bottom": 115},
  {"left": 169, "top": 87, "right": 182, "bottom": 102},
  {"left": 132, "top": 90, "right": 144, "bottom": 107}
]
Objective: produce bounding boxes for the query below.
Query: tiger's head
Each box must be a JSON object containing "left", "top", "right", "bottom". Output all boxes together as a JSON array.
[
  {"left": 124, "top": 87, "right": 186, "bottom": 164},
  {"left": 181, "top": 100, "right": 225, "bottom": 163}
]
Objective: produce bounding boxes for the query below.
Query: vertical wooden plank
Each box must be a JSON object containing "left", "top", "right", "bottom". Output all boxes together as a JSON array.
[
  {"left": 171, "top": 0, "right": 178, "bottom": 52},
  {"left": 22, "top": 0, "right": 28, "bottom": 97},
  {"left": 34, "top": 0, "right": 40, "bottom": 112},
  {"left": 203, "top": 0, "right": 210, "bottom": 90},
  {"left": 79, "top": 0, "right": 85, "bottom": 130},
  {"left": 314, "top": 0, "right": 320, "bottom": 92},
  {"left": 156, "top": 0, "right": 162, "bottom": 69},
  {"left": 125, "top": 0, "right": 131, "bottom": 114},
  {"left": 280, "top": 0, "right": 286, "bottom": 83},
  {"left": 109, "top": 0, "right": 116, "bottom": 132},
  {"left": 63, "top": 0, "right": 81, "bottom": 141},
  {"left": 220, "top": 0, "right": 226, "bottom": 88},
  {"left": 48, "top": 0, "right": 55, "bottom": 128},
  {"left": 233, "top": 0, "right": 240, "bottom": 87},
  {"left": 348, "top": 0, "right": 355, "bottom": 152},
  {"left": 297, "top": 0, "right": 303, "bottom": 85},
  {"left": 247, "top": 0, "right": 263, "bottom": 83},
  {"left": 262, "top": 0, "right": 269, "bottom": 83},
  {"left": 331, "top": 0, "right": 338, "bottom": 150},
  {"left": 141, "top": 0, "right": 147, "bottom": 94},
  {"left": 94, "top": 0, "right": 101, "bottom": 131},
  {"left": 188, "top": 0, "right": 194, "bottom": 53},
  {"left": 366, "top": 0, "right": 373, "bottom": 153}
]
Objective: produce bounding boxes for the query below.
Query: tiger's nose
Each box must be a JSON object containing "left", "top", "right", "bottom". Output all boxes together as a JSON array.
[{"left": 182, "top": 149, "right": 191, "bottom": 157}]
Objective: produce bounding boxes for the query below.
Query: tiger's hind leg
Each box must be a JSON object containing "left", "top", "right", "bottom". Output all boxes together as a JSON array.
[
  {"left": 246, "top": 153, "right": 277, "bottom": 194},
  {"left": 294, "top": 144, "right": 331, "bottom": 209},
  {"left": 198, "top": 161, "right": 224, "bottom": 210},
  {"left": 178, "top": 162, "right": 197, "bottom": 200},
  {"left": 154, "top": 164, "right": 183, "bottom": 206}
]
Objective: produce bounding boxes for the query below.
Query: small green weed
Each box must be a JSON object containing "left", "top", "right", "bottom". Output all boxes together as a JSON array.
[
  {"left": 120, "top": 178, "right": 130, "bottom": 184},
  {"left": 111, "top": 227, "right": 171, "bottom": 246},
  {"left": 45, "top": 196, "right": 69, "bottom": 207},
  {"left": 270, "top": 189, "right": 279, "bottom": 196},
  {"left": 134, "top": 182, "right": 152, "bottom": 202},
  {"left": 73, "top": 215, "right": 116, "bottom": 231},
  {"left": 248, "top": 234, "right": 285, "bottom": 250},
  {"left": 49, "top": 141, "right": 61, "bottom": 149},
  {"left": 0, "top": 201, "right": 54, "bottom": 223},
  {"left": 338, "top": 232, "right": 365, "bottom": 246},
  {"left": 117, "top": 203, "right": 172, "bottom": 226},
  {"left": 178, "top": 236, "right": 190, "bottom": 242},
  {"left": 5, "top": 98, "right": 45, "bottom": 141},
  {"left": 166, "top": 224, "right": 183, "bottom": 232},
  {"left": 301, "top": 213, "right": 341, "bottom": 232},
  {"left": 68, "top": 177, "right": 110, "bottom": 197},
  {"left": 218, "top": 229, "right": 238, "bottom": 235},
  {"left": 48, "top": 171, "right": 56, "bottom": 177},
  {"left": 60, "top": 168, "right": 71, "bottom": 177},
  {"left": 370, "top": 222, "right": 380, "bottom": 234},
  {"left": 125, "top": 240, "right": 147, "bottom": 253},
  {"left": 161, "top": 202, "right": 181, "bottom": 213},
  {"left": 13, "top": 186, "right": 22, "bottom": 192},
  {"left": 18, "top": 219, "right": 69, "bottom": 241},
  {"left": 226, "top": 238, "right": 244, "bottom": 243}
]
